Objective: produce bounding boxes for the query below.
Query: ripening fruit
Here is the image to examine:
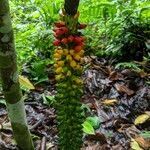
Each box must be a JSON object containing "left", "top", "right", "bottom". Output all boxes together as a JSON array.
[
  {"left": 54, "top": 21, "right": 65, "bottom": 28},
  {"left": 66, "top": 54, "right": 72, "bottom": 61},
  {"left": 63, "top": 49, "right": 68, "bottom": 55},
  {"left": 70, "top": 60, "right": 77, "bottom": 68},
  {"left": 56, "top": 49, "right": 64, "bottom": 55},
  {"left": 78, "top": 50, "right": 84, "bottom": 56},
  {"left": 61, "top": 38, "right": 68, "bottom": 44},
  {"left": 55, "top": 29, "right": 64, "bottom": 36},
  {"left": 54, "top": 63, "right": 59, "bottom": 68},
  {"left": 55, "top": 74, "right": 64, "bottom": 81},
  {"left": 74, "top": 36, "right": 82, "bottom": 44},
  {"left": 66, "top": 70, "right": 72, "bottom": 76},
  {"left": 75, "top": 64, "right": 82, "bottom": 71},
  {"left": 60, "top": 27, "right": 69, "bottom": 33},
  {"left": 53, "top": 40, "right": 61, "bottom": 46},
  {"left": 55, "top": 67, "right": 63, "bottom": 74},
  {"left": 57, "top": 61, "right": 65, "bottom": 66},
  {"left": 54, "top": 53, "right": 61, "bottom": 60},
  {"left": 74, "top": 46, "right": 82, "bottom": 52},
  {"left": 68, "top": 35, "right": 74, "bottom": 42},
  {"left": 75, "top": 78, "right": 83, "bottom": 85},
  {"left": 69, "top": 49, "right": 74, "bottom": 56},
  {"left": 73, "top": 54, "right": 81, "bottom": 61}
]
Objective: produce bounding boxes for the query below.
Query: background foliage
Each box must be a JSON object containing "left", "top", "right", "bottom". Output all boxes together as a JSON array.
[{"left": 10, "top": 0, "right": 150, "bottom": 80}]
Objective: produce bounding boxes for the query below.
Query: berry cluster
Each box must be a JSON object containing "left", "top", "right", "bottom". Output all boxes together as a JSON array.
[
  {"left": 54, "top": 48, "right": 84, "bottom": 82},
  {"left": 53, "top": 15, "right": 86, "bottom": 149},
  {"left": 53, "top": 21, "right": 86, "bottom": 52}
]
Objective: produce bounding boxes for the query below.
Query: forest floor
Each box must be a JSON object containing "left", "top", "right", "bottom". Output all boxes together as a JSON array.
[{"left": 0, "top": 56, "right": 150, "bottom": 150}]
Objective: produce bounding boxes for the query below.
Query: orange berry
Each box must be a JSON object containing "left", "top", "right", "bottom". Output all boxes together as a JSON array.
[
  {"left": 57, "top": 49, "right": 64, "bottom": 55},
  {"left": 74, "top": 46, "right": 82, "bottom": 52},
  {"left": 54, "top": 53, "right": 61, "bottom": 59}
]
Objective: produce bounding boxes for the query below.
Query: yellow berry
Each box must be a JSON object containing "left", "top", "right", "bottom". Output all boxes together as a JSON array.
[
  {"left": 70, "top": 60, "right": 77, "bottom": 68},
  {"left": 69, "top": 49, "right": 75, "bottom": 56},
  {"left": 57, "top": 49, "right": 64, "bottom": 55},
  {"left": 75, "top": 64, "right": 82, "bottom": 70},
  {"left": 63, "top": 49, "right": 68, "bottom": 55},
  {"left": 75, "top": 78, "right": 83, "bottom": 85},
  {"left": 54, "top": 53, "right": 61, "bottom": 59},
  {"left": 54, "top": 64, "right": 59, "bottom": 68},
  {"left": 55, "top": 74, "right": 64, "bottom": 81},
  {"left": 73, "top": 54, "right": 81, "bottom": 61},
  {"left": 57, "top": 61, "right": 65, "bottom": 66},
  {"left": 78, "top": 50, "right": 84, "bottom": 56},
  {"left": 66, "top": 54, "right": 72, "bottom": 61},
  {"left": 55, "top": 67, "right": 63, "bottom": 74}
]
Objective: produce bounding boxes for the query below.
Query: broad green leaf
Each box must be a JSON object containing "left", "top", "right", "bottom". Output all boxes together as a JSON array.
[
  {"left": 19, "top": 75, "right": 35, "bottom": 90},
  {"left": 82, "top": 120, "right": 95, "bottom": 135}
]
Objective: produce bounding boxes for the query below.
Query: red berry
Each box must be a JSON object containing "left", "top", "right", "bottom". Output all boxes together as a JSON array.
[
  {"left": 74, "top": 46, "right": 82, "bottom": 52},
  {"left": 53, "top": 40, "right": 61, "bottom": 46},
  {"left": 55, "top": 29, "right": 64, "bottom": 36},
  {"left": 54, "top": 21, "right": 65, "bottom": 28},
  {"left": 78, "top": 23, "right": 87, "bottom": 29},
  {"left": 61, "top": 38, "right": 68, "bottom": 44},
  {"left": 74, "top": 36, "right": 82, "bottom": 44},
  {"left": 60, "top": 27, "right": 68, "bottom": 33},
  {"left": 68, "top": 35, "right": 74, "bottom": 42},
  {"left": 78, "top": 41, "right": 84, "bottom": 47}
]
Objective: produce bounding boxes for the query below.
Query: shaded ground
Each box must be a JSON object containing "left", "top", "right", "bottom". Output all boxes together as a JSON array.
[{"left": 0, "top": 56, "right": 150, "bottom": 150}]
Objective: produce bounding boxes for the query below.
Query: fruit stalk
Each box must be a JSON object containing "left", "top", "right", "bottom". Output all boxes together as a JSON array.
[{"left": 53, "top": 6, "right": 87, "bottom": 150}]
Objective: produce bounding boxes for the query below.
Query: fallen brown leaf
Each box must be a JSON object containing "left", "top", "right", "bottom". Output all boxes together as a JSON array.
[{"left": 115, "top": 83, "right": 134, "bottom": 95}]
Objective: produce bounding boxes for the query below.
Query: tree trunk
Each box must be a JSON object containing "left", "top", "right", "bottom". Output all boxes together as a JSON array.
[{"left": 0, "top": 1, "right": 34, "bottom": 150}]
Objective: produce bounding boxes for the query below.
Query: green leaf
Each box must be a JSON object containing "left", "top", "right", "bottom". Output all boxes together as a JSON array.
[
  {"left": 42, "top": 94, "right": 55, "bottom": 105},
  {"left": 140, "top": 131, "right": 150, "bottom": 139},
  {"left": 86, "top": 116, "right": 101, "bottom": 129},
  {"left": 82, "top": 120, "right": 95, "bottom": 135},
  {"left": 130, "top": 138, "right": 142, "bottom": 150},
  {"left": 19, "top": 75, "right": 35, "bottom": 90},
  {"left": 0, "top": 99, "right": 6, "bottom": 106}
]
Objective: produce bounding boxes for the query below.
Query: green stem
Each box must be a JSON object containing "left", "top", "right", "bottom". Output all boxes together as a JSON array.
[
  {"left": 0, "top": 1, "right": 34, "bottom": 149},
  {"left": 64, "top": 0, "right": 80, "bottom": 16}
]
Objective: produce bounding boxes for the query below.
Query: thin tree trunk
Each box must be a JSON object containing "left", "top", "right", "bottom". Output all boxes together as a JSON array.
[
  {"left": 64, "top": 0, "right": 80, "bottom": 15},
  {"left": 0, "top": 1, "right": 34, "bottom": 149}
]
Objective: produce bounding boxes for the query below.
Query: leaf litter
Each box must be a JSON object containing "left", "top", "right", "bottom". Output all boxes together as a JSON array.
[{"left": 0, "top": 56, "right": 150, "bottom": 150}]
